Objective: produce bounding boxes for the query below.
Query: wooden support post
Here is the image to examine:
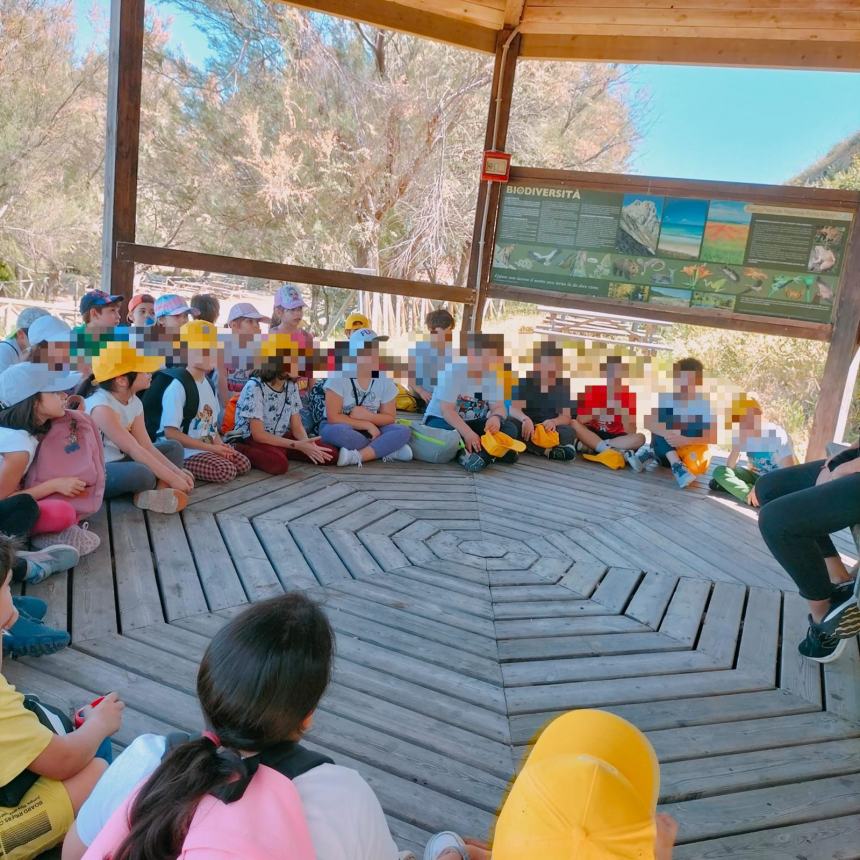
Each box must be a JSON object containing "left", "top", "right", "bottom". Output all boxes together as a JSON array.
[
  {"left": 807, "top": 216, "right": 860, "bottom": 460},
  {"left": 466, "top": 28, "right": 521, "bottom": 332},
  {"left": 101, "top": 0, "right": 145, "bottom": 302}
]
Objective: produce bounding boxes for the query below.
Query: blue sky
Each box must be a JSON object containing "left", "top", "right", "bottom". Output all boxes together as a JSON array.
[{"left": 74, "top": 0, "right": 860, "bottom": 185}]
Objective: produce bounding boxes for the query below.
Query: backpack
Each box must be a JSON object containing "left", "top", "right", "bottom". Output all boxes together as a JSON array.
[
  {"left": 397, "top": 418, "right": 462, "bottom": 464},
  {"left": 395, "top": 383, "right": 418, "bottom": 413},
  {"left": 24, "top": 408, "right": 106, "bottom": 517},
  {"left": 0, "top": 696, "right": 74, "bottom": 807},
  {"left": 142, "top": 366, "right": 200, "bottom": 442},
  {"left": 304, "top": 380, "right": 328, "bottom": 436}
]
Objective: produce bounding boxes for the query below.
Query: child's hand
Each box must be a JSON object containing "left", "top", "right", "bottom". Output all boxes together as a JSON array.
[
  {"left": 463, "top": 429, "right": 482, "bottom": 453},
  {"left": 485, "top": 415, "right": 501, "bottom": 435},
  {"left": 351, "top": 405, "right": 374, "bottom": 421},
  {"left": 208, "top": 443, "right": 236, "bottom": 458},
  {"left": 50, "top": 477, "right": 87, "bottom": 497},
  {"left": 295, "top": 439, "right": 333, "bottom": 464},
  {"left": 543, "top": 418, "right": 557, "bottom": 432},
  {"left": 520, "top": 417, "right": 535, "bottom": 441},
  {"left": 655, "top": 813, "right": 678, "bottom": 860},
  {"left": 87, "top": 692, "right": 125, "bottom": 735},
  {"left": 363, "top": 422, "right": 380, "bottom": 439},
  {"left": 664, "top": 430, "right": 684, "bottom": 447},
  {"left": 747, "top": 486, "right": 759, "bottom": 507},
  {"left": 464, "top": 839, "right": 491, "bottom": 860}
]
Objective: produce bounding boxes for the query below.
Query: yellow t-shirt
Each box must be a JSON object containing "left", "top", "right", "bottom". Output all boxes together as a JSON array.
[{"left": 0, "top": 673, "right": 54, "bottom": 785}]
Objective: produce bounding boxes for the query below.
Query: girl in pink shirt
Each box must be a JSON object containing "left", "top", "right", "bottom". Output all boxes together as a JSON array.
[{"left": 83, "top": 594, "right": 333, "bottom": 860}]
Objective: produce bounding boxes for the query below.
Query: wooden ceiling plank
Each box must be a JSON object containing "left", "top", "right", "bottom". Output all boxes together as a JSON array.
[
  {"left": 394, "top": 0, "right": 505, "bottom": 29},
  {"left": 279, "top": 0, "right": 498, "bottom": 53},
  {"left": 521, "top": 7, "right": 860, "bottom": 32},
  {"left": 528, "top": 0, "right": 860, "bottom": 10},
  {"left": 519, "top": 32, "right": 860, "bottom": 69},
  {"left": 520, "top": 21, "right": 860, "bottom": 41}
]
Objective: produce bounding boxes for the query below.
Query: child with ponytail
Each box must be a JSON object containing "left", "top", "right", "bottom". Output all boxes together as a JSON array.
[{"left": 68, "top": 594, "right": 402, "bottom": 860}]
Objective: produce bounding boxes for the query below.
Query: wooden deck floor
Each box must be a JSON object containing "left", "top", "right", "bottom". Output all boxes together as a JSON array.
[{"left": 7, "top": 456, "right": 860, "bottom": 858}]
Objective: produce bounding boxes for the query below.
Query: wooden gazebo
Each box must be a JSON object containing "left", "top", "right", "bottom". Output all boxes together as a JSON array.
[{"left": 103, "top": 0, "right": 860, "bottom": 457}]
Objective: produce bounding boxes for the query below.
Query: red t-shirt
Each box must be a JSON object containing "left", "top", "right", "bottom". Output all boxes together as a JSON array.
[{"left": 577, "top": 384, "right": 636, "bottom": 435}]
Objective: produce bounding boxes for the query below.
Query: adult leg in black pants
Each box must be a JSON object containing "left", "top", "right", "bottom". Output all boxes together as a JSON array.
[{"left": 757, "top": 459, "right": 860, "bottom": 661}]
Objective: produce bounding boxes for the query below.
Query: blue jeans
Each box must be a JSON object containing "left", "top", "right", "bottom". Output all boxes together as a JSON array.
[
  {"left": 320, "top": 422, "right": 411, "bottom": 459},
  {"left": 104, "top": 439, "right": 185, "bottom": 499}
]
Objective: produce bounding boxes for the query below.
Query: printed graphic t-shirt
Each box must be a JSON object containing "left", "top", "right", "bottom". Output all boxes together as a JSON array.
[
  {"left": 577, "top": 384, "right": 636, "bottom": 435},
  {"left": 425, "top": 358, "right": 504, "bottom": 423},
  {"left": 85, "top": 389, "right": 144, "bottom": 463},
  {"left": 323, "top": 373, "right": 398, "bottom": 420},
  {"left": 228, "top": 379, "right": 302, "bottom": 441},
  {"left": 738, "top": 422, "right": 795, "bottom": 474},
  {"left": 159, "top": 376, "right": 220, "bottom": 458}
]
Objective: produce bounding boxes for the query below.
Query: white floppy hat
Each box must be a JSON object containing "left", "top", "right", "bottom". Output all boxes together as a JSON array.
[{"left": 0, "top": 363, "right": 81, "bottom": 408}]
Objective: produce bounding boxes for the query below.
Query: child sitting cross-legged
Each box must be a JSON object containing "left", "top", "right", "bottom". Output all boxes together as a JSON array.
[
  {"left": 424, "top": 332, "right": 519, "bottom": 474},
  {"left": 1, "top": 533, "right": 125, "bottom": 860},
  {"left": 643, "top": 356, "right": 717, "bottom": 489},
  {"left": 574, "top": 355, "right": 647, "bottom": 471},
  {"left": 225, "top": 334, "right": 334, "bottom": 474},
  {"left": 320, "top": 329, "right": 412, "bottom": 467},
  {"left": 710, "top": 394, "right": 797, "bottom": 506},
  {"left": 508, "top": 340, "right": 577, "bottom": 462},
  {"left": 145, "top": 321, "right": 252, "bottom": 484},
  {"left": 408, "top": 308, "right": 455, "bottom": 409},
  {"left": 81, "top": 341, "right": 194, "bottom": 513},
  {"left": 63, "top": 594, "right": 405, "bottom": 860}
]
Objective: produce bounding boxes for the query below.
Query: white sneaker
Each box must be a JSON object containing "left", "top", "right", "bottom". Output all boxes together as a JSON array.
[
  {"left": 383, "top": 445, "right": 413, "bottom": 463},
  {"left": 635, "top": 444, "right": 659, "bottom": 471},
  {"left": 31, "top": 523, "right": 100, "bottom": 556},
  {"left": 337, "top": 448, "right": 362, "bottom": 467},
  {"left": 624, "top": 449, "right": 644, "bottom": 473}
]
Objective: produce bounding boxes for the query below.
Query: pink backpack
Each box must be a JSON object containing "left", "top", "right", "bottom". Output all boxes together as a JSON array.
[{"left": 25, "top": 408, "right": 106, "bottom": 518}]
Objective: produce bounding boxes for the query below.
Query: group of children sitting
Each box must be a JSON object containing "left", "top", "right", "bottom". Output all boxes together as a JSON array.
[
  {"left": 0, "top": 286, "right": 797, "bottom": 658},
  {"left": 1, "top": 555, "right": 679, "bottom": 860}
]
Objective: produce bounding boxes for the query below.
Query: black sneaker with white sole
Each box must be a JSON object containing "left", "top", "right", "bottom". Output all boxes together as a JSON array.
[{"left": 798, "top": 617, "right": 846, "bottom": 663}]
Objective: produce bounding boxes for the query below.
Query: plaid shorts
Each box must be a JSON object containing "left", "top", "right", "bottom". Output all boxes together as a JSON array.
[{"left": 184, "top": 450, "right": 252, "bottom": 483}]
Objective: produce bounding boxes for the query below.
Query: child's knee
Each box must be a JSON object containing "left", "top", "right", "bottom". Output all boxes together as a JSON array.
[{"left": 34, "top": 499, "right": 78, "bottom": 534}]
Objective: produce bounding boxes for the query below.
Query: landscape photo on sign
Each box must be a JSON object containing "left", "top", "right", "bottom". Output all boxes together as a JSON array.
[
  {"left": 616, "top": 194, "right": 663, "bottom": 256},
  {"left": 700, "top": 200, "right": 752, "bottom": 265},
  {"left": 657, "top": 197, "right": 709, "bottom": 260}
]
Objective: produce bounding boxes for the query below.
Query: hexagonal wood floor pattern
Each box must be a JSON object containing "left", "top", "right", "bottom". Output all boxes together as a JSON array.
[{"left": 8, "top": 457, "right": 860, "bottom": 858}]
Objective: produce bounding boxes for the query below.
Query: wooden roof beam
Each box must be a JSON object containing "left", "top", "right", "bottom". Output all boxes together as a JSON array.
[
  {"left": 504, "top": 0, "right": 526, "bottom": 27},
  {"left": 280, "top": 0, "right": 498, "bottom": 53}
]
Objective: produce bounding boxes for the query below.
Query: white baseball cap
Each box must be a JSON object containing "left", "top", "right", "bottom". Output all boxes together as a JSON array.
[
  {"left": 27, "top": 315, "right": 72, "bottom": 344},
  {"left": 227, "top": 302, "right": 272, "bottom": 325},
  {"left": 0, "top": 363, "right": 82, "bottom": 408},
  {"left": 16, "top": 307, "right": 50, "bottom": 333},
  {"left": 274, "top": 284, "right": 306, "bottom": 310},
  {"left": 348, "top": 328, "right": 389, "bottom": 356}
]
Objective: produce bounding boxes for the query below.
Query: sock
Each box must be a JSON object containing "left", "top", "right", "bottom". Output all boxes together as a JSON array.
[{"left": 595, "top": 441, "right": 609, "bottom": 453}]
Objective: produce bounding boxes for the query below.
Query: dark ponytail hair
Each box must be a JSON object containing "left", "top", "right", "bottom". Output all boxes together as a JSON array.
[
  {"left": 75, "top": 371, "right": 138, "bottom": 400},
  {"left": 0, "top": 392, "right": 50, "bottom": 435},
  {"left": 111, "top": 593, "right": 334, "bottom": 860}
]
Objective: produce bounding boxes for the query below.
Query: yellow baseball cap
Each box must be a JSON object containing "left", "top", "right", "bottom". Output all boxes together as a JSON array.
[
  {"left": 179, "top": 319, "right": 219, "bottom": 350},
  {"left": 531, "top": 424, "right": 560, "bottom": 449},
  {"left": 345, "top": 313, "right": 371, "bottom": 333},
  {"left": 92, "top": 341, "right": 163, "bottom": 383},
  {"left": 260, "top": 332, "right": 300, "bottom": 359},
  {"left": 481, "top": 431, "right": 527, "bottom": 459},
  {"left": 728, "top": 394, "right": 762, "bottom": 427},
  {"left": 494, "top": 710, "right": 660, "bottom": 860}
]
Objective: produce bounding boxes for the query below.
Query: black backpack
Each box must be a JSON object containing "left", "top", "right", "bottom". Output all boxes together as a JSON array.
[
  {"left": 305, "top": 379, "right": 328, "bottom": 436},
  {"left": 142, "top": 366, "right": 200, "bottom": 442}
]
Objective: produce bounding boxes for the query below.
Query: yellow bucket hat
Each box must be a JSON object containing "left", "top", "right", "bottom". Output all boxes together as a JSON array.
[
  {"left": 179, "top": 319, "right": 219, "bottom": 350},
  {"left": 531, "top": 424, "right": 560, "bottom": 449},
  {"left": 345, "top": 312, "right": 371, "bottom": 333},
  {"left": 260, "top": 332, "right": 300, "bottom": 359},
  {"left": 92, "top": 340, "right": 163, "bottom": 383},
  {"left": 494, "top": 710, "right": 660, "bottom": 860},
  {"left": 482, "top": 431, "right": 527, "bottom": 459}
]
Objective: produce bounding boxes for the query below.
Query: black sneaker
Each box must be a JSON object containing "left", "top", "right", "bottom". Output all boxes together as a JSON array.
[
  {"left": 832, "top": 578, "right": 857, "bottom": 602},
  {"left": 498, "top": 450, "right": 519, "bottom": 464},
  {"left": 709, "top": 478, "right": 727, "bottom": 493},
  {"left": 820, "top": 593, "right": 860, "bottom": 640},
  {"left": 548, "top": 445, "right": 575, "bottom": 462},
  {"left": 798, "top": 616, "right": 846, "bottom": 663}
]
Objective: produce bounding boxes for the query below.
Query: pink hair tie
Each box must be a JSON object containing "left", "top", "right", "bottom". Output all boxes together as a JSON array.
[{"left": 202, "top": 730, "right": 221, "bottom": 747}]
